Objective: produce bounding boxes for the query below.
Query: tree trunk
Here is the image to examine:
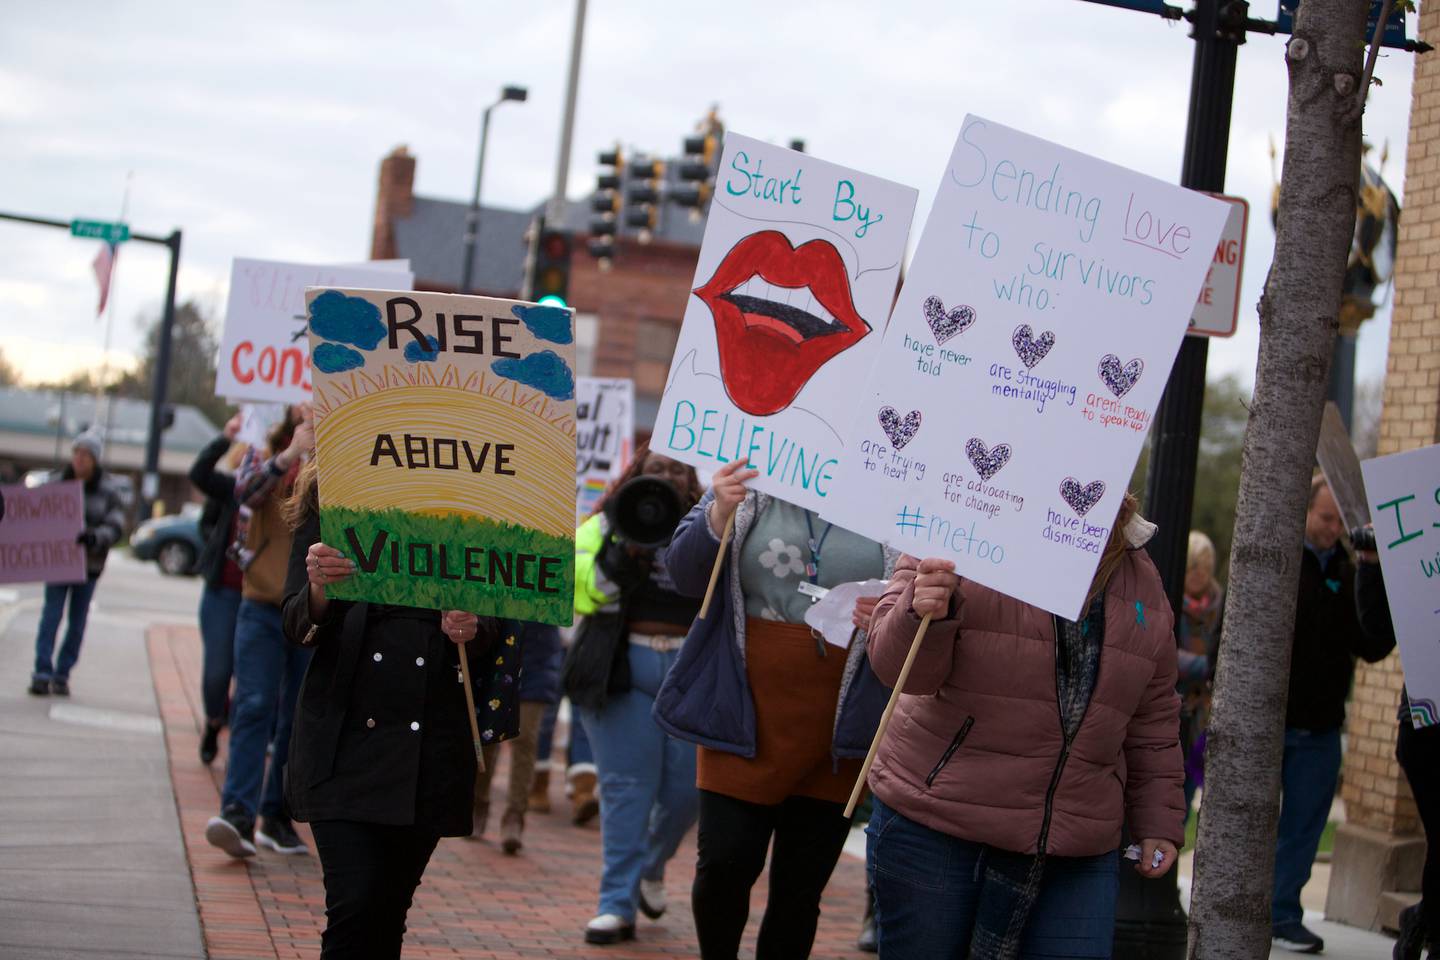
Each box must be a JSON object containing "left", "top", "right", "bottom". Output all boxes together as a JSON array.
[{"left": 1186, "top": 2, "right": 1367, "bottom": 958}]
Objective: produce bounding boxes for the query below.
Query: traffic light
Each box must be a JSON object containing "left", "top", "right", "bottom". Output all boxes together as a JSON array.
[
  {"left": 625, "top": 156, "right": 662, "bottom": 238},
  {"left": 533, "top": 228, "right": 573, "bottom": 307},
  {"left": 589, "top": 145, "right": 624, "bottom": 262}
]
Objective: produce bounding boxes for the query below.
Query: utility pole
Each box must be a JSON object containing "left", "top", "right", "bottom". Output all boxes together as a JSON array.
[{"left": 548, "top": 0, "right": 588, "bottom": 225}]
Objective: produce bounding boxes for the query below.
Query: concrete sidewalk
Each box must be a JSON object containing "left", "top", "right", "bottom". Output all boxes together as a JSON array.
[{"left": 0, "top": 559, "right": 205, "bottom": 960}]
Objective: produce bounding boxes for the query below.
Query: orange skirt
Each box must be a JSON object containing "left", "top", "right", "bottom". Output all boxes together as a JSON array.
[{"left": 697, "top": 618, "right": 862, "bottom": 806}]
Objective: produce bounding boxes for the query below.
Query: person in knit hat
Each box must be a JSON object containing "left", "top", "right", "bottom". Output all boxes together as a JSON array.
[{"left": 29, "top": 428, "right": 125, "bottom": 696}]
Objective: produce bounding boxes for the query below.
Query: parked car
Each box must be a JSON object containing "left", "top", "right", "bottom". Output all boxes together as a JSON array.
[{"left": 131, "top": 503, "right": 205, "bottom": 576}]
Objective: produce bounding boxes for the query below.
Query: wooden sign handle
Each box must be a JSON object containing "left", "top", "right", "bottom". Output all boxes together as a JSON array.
[
  {"left": 457, "top": 640, "right": 486, "bottom": 771},
  {"left": 843, "top": 614, "right": 932, "bottom": 818},
  {"left": 698, "top": 513, "right": 735, "bottom": 620}
]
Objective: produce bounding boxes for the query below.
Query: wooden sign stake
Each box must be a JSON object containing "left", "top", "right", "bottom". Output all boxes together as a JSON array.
[
  {"left": 843, "top": 614, "right": 931, "bottom": 818},
  {"left": 698, "top": 513, "right": 735, "bottom": 620}
]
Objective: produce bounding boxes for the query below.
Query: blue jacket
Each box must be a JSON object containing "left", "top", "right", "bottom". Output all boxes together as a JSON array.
[
  {"left": 516, "top": 620, "right": 563, "bottom": 705},
  {"left": 652, "top": 488, "right": 896, "bottom": 763}
]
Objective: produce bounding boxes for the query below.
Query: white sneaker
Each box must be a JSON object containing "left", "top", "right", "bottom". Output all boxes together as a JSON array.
[
  {"left": 584, "top": 913, "right": 636, "bottom": 945},
  {"left": 639, "top": 879, "right": 667, "bottom": 919}
]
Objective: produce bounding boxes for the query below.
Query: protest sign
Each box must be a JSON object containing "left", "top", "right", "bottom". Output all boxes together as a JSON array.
[
  {"left": 307, "top": 288, "right": 577, "bottom": 625},
  {"left": 824, "top": 116, "right": 1228, "bottom": 620},
  {"left": 237, "top": 403, "right": 286, "bottom": 450},
  {"left": 0, "top": 481, "right": 86, "bottom": 585},
  {"left": 650, "top": 133, "right": 918, "bottom": 514},
  {"left": 576, "top": 377, "right": 634, "bottom": 521},
  {"left": 216, "top": 259, "right": 413, "bottom": 404},
  {"left": 1361, "top": 444, "right": 1440, "bottom": 728}
]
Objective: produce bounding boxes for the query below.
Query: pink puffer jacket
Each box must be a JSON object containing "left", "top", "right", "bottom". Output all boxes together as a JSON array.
[{"left": 866, "top": 550, "right": 1185, "bottom": 857}]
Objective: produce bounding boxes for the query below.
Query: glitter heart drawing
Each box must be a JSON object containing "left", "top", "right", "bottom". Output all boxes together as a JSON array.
[
  {"left": 923, "top": 296, "right": 976, "bottom": 346},
  {"left": 965, "top": 438, "right": 1012, "bottom": 482},
  {"left": 1011, "top": 324, "right": 1056, "bottom": 369},
  {"left": 1059, "top": 477, "right": 1106, "bottom": 517},
  {"left": 1098, "top": 354, "right": 1144, "bottom": 399},
  {"left": 878, "top": 405, "right": 922, "bottom": 450}
]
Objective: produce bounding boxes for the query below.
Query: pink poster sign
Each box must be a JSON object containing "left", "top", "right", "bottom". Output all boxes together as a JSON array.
[{"left": 0, "top": 481, "right": 87, "bottom": 585}]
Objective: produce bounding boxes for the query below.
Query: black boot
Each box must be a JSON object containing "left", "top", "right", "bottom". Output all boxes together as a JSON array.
[
  {"left": 1396, "top": 903, "right": 1424, "bottom": 960},
  {"left": 199, "top": 722, "right": 222, "bottom": 765}
]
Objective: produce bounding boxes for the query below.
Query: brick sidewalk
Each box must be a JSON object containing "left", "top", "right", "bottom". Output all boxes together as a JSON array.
[{"left": 148, "top": 625, "right": 871, "bottom": 959}]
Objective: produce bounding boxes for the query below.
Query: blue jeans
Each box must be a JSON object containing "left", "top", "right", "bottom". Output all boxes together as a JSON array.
[
  {"left": 33, "top": 577, "right": 100, "bottom": 682},
  {"left": 220, "top": 599, "right": 312, "bottom": 819},
  {"left": 867, "top": 796, "right": 1119, "bottom": 959},
  {"left": 535, "top": 697, "right": 594, "bottom": 771},
  {"left": 198, "top": 584, "right": 241, "bottom": 724},
  {"left": 1272, "top": 727, "right": 1342, "bottom": 928},
  {"left": 577, "top": 643, "right": 698, "bottom": 920}
]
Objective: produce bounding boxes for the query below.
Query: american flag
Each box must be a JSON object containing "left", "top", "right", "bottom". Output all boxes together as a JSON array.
[{"left": 92, "top": 242, "right": 117, "bottom": 316}]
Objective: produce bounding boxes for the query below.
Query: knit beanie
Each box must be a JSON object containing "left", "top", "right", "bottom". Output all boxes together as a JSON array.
[{"left": 72, "top": 428, "right": 104, "bottom": 461}]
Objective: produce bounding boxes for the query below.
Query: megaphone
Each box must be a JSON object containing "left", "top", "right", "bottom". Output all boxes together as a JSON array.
[{"left": 605, "top": 476, "right": 685, "bottom": 549}]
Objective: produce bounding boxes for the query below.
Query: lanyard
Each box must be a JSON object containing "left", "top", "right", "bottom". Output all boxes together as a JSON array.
[{"left": 804, "top": 511, "right": 833, "bottom": 583}]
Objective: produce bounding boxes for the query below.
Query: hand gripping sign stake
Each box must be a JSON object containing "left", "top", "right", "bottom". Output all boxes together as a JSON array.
[
  {"left": 457, "top": 641, "right": 486, "bottom": 771},
  {"left": 843, "top": 614, "right": 932, "bottom": 818},
  {"left": 698, "top": 513, "right": 736, "bottom": 620}
]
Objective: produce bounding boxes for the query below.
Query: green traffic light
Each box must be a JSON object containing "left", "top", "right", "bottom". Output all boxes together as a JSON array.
[{"left": 537, "top": 294, "right": 568, "bottom": 309}]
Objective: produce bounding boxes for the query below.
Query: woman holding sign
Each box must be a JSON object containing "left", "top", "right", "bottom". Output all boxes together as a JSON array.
[
  {"left": 861, "top": 493, "right": 1184, "bottom": 959},
  {"left": 654, "top": 457, "right": 895, "bottom": 960},
  {"left": 280, "top": 463, "right": 521, "bottom": 960}
]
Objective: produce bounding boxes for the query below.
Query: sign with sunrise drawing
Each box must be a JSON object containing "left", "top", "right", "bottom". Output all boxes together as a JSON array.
[{"left": 305, "top": 287, "right": 577, "bottom": 625}]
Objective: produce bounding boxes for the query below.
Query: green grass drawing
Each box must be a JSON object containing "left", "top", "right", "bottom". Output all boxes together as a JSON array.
[{"left": 318, "top": 504, "right": 574, "bottom": 626}]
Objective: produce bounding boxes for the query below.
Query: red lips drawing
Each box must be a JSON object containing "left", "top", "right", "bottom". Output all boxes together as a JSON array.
[{"left": 693, "top": 230, "right": 872, "bottom": 416}]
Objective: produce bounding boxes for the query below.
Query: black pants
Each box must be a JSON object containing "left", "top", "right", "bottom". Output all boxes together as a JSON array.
[
  {"left": 1398, "top": 717, "right": 1440, "bottom": 944},
  {"left": 310, "top": 820, "right": 441, "bottom": 960},
  {"left": 691, "top": 789, "right": 852, "bottom": 960}
]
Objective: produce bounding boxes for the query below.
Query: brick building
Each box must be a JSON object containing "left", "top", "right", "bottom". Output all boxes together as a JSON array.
[
  {"left": 369, "top": 145, "right": 704, "bottom": 432},
  {"left": 1326, "top": 2, "right": 1440, "bottom": 933}
]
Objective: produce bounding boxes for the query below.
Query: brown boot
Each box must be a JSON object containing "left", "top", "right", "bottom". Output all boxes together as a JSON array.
[
  {"left": 469, "top": 800, "right": 489, "bottom": 841},
  {"left": 570, "top": 771, "right": 600, "bottom": 826},
  {"left": 500, "top": 810, "right": 524, "bottom": 855},
  {"left": 528, "top": 769, "right": 552, "bottom": 814}
]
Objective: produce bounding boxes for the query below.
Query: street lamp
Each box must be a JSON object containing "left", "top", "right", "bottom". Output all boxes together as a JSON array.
[{"left": 460, "top": 84, "right": 527, "bottom": 294}]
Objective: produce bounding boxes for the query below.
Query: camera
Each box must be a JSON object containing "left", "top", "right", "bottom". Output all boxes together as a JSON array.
[
  {"left": 605, "top": 476, "right": 685, "bottom": 549},
  {"left": 1349, "top": 525, "right": 1377, "bottom": 553}
]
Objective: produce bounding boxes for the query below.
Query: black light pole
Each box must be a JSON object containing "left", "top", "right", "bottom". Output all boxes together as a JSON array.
[
  {"left": 1117, "top": 2, "right": 1247, "bottom": 957},
  {"left": 460, "top": 85, "right": 527, "bottom": 294},
  {"left": 140, "top": 229, "right": 182, "bottom": 517}
]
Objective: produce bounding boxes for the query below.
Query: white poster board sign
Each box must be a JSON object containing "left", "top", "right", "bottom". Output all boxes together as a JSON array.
[
  {"left": 1188, "top": 195, "right": 1248, "bottom": 338},
  {"left": 650, "top": 133, "right": 918, "bottom": 513},
  {"left": 576, "top": 377, "right": 635, "bottom": 521},
  {"left": 0, "top": 481, "right": 86, "bottom": 585},
  {"left": 1361, "top": 444, "right": 1440, "bottom": 728},
  {"left": 215, "top": 258, "right": 414, "bottom": 403},
  {"left": 825, "top": 116, "right": 1228, "bottom": 620}
]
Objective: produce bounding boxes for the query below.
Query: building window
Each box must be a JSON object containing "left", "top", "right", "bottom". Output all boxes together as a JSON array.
[
  {"left": 574, "top": 312, "right": 598, "bottom": 378},
  {"left": 634, "top": 317, "right": 679, "bottom": 395}
]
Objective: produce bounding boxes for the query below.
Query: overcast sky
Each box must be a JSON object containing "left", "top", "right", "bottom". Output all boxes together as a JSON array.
[{"left": 0, "top": 0, "right": 1419, "bottom": 394}]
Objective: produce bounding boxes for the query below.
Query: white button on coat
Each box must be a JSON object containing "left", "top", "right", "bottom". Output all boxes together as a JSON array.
[
  {"left": 410, "top": 721, "right": 420, "bottom": 731},
  {"left": 373, "top": 652, "right": 383, "bottom": 662},
  {"left": 415, "top": 657, "right": 425, "bottom": 667},
  {"left": 366, "top": 718, "right": 376, "bottom": 728}
]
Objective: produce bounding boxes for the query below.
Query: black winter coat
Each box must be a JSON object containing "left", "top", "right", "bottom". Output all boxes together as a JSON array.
[
  {"left": 188, "top": 434, "right": 239, "bottom": 588},
  {"left": 280, "top": 511, "right": 522, "bottom": 835},
  {"left": 1287, "top": 546, "right": 1395, "bottom": 732}
]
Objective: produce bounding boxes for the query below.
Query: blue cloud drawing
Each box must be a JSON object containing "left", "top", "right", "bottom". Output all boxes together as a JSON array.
[
  {"left": 512, "top": 304, "right": 573, "bottom": 345},
  {"left": 403, "top": 335, "right": 439, "bottom": 363},
  {"left": 491, "top": 350, "right": 574, "bottom": 400},
  {"left": 313, "top": 342, "right": 366, "bottom": 374},
  {"left": 310, "top": 291, "right": 386, "bottom": 350}
]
